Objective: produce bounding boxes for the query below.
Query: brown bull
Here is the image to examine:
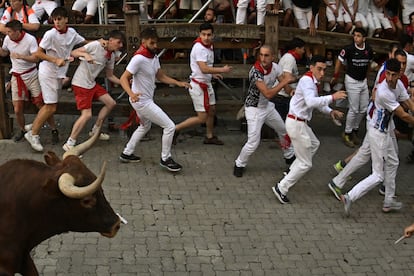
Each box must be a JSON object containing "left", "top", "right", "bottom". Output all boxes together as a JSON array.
[{"left": 0, "top": 129, "right": 121, "bottom": 276}]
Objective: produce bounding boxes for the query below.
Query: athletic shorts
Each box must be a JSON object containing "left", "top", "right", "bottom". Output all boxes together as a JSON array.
[
  {"left": 73, "top": 83, "right": 108, "bottom": 110},
  {"left": 39, "top": 73, "right": 62, "bottom": 104}
]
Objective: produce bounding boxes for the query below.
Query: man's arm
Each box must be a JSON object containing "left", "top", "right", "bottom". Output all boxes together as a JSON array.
[
  {"left": 156, "top": 69, "right": 191, "bottom": 89},
  {"left": 256, "top": 74, "right": 293, "bottom": 99},
  {"left": 105, "top": 68, "right": 120, "bottom": 85},
  {"left": 120, "top": 69, "right": 139, "bottom": 103},
  {"left": 196, "top": 61, "right": 232, "bottom": 75},
  {"left": 35, "top": 47, "right": 66, "bottom": 67}
]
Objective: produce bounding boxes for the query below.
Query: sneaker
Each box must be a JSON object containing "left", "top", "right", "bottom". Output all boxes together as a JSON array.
[
  {"left": 342, "top": 133, "right": 355, "bottom": 148},
  {"left": 378, "top": 184, "right": 385, "bottom": 196},
  {"left": 352, "top": 131, "right": 360, "bottom": 145},
  {"left": 233, "top": 164, "right": 244, "bottom": 177},
  {"left": 51, "top": 129, "right": 59, "bottom": 145},
  {"left": 333, "top": 160, "right": 344, "bottom": 174},
  {"left": 24, "top": 131, "right": 43, "bottom": 152},
  {"left": 24, "top": 123, "right": 32, "bottom": 132},
  {"left": 119, "top": 153, "right": 141, "bottom": 163},
  {"left": 89, "top": 131, "right": 110, "bottom": 141},
  {"left": 62, "top": 143, "right": 74, "bottom": 152},
  {"left": 203, "top": 136, "right": 224, "bottom": 145},
  {"left": 272, "top": 185, "right": 289, "bottom": 204},
  {"left": 382, "top": 199, "right": 403, "bottom": 213},
  {"left": 406, "top": 152, "right": 414, "bottom": 163},
  {"left": 160, "top": 157, "right": 182, "bottom": 172},
  {"left": 328, "top": 180, "right": 342, "bottom": 201},
  {"left": 13, "top": 130, "right": 26, "bottom": 142},
  {"left": 341, "top": 194, "right": 352, "bottom": 217}
]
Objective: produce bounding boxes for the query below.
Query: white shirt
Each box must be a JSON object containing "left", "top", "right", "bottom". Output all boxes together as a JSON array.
[
  {"left": 278, "top": 52, "right": 299, "bottom": 97},
  {"left": 369, "top": 80, "right": 409, "bottom": 133},
  {"left": 126, "top": 54, "right": 160, "bottom": 107},
  {"left": 2, "top": 32, "right": 38, "bottom": 79},
  {"left": 38, "top": 27, "right": 85, "bottom": 78},
  {"left": 71, "top": 41, "right": 115, "bottom": 89},
  {"left": 189, "top": 42, "right": 214, "bottom": 83},
  {"left": 404, "top": 50, "right": 414, "bottom": 82},
  {"left": 289, "top": 73, "right": 333, "bottom": 121}
]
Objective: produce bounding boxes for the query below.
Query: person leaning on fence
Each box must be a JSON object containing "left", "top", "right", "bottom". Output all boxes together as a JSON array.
[
  {"left": 0, "top": 20, "right": 55, "bottom": 142},
  {"left": 0, "top": 0, "right": 40, "bottom": 34},
  {"left": 118, "top": 27, "right": 191, "bottom": 172},
  {"left": 62, "top": 30, "right": 126, "bottom": 152},
  {"left": 174, "top": 22, "right": 232, "bottom": 146},
  {"left": 233, "top": 45, "right": 295, "bottom": 178},
  {"left": 24, "top": 7, "right": 85, "bottom": 152}
]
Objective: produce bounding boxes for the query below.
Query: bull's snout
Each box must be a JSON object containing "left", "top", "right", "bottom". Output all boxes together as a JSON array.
[{"left": 100, "top": 217, "right": 121, "bottom": 238}]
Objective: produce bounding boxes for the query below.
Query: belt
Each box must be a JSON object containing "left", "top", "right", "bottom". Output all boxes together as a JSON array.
[{"left": 287, "top": 114, "right": 306, "bottom": 122}]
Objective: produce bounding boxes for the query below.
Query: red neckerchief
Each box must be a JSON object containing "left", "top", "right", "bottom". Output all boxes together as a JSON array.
[
  {"left": 134, "top": 44, "right": 155, "bottom": 58},
  {"left": 193, "top": 37, "right": 213, "bottom": 50},
  {"left": 11, "top": 31, "right": 25, "bottom": 43},
  {"left": 304, "top": 71, "right": 320, "bottom": 91},
  {"left": 54, "top": 26, "right": 68, "bottom": 34},
  {"left": 254, "top": 60, "right": 272, "bottom": 75},
  {"left": 105, "top": 50, "right": 112, "bottom": 59},
  {"left": 288, "top": 49, "right": 301, "bottom": 61}
]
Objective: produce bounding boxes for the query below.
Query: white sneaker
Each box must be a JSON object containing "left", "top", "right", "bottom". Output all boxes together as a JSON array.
[
  {"left": 383, "top": 199, "right": 403, "bottom": 213},
  {"left": 62, "top": 143, "right": 74, "bottom": 152},
  {"left": 24, "top": 123, "right": 33, "bottom": 132},
  {"left": 24, "top": 131, "right": 43, "bottom": 152},
  {"left": 89, "top": 131, "right": 110, "bottom": 141}
]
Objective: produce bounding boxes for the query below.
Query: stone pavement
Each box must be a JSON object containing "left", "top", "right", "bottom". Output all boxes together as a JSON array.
[{"left": 2, "top": 113, "right": 414, "bottom": 276}]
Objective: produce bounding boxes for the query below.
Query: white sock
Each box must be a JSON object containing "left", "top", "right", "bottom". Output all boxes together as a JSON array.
[{"left": 67, "top": 137, "right": 76, "bottom": 146}]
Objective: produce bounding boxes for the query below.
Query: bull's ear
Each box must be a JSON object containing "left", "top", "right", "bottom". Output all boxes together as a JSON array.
[
  {"left": 80, "top": 195, "right": 97, "bottom": 209},
  {"left": 41, "top": 178, "right": 61, "bottom": 198},
  {"left": 44, "top": 151, "right": 62, "bottom": 166}
]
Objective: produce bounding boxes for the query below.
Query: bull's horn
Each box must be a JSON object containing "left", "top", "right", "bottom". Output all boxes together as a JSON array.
[
  {"left": 63, "top": 126, "right": 102, "bottom": 159},
  {"left": 58, "top": 161, "right": 107, "bottom": 199}
]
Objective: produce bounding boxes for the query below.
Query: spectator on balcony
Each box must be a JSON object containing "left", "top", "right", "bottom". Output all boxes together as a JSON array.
[
  {"left": 324, "top": 0, "right": 339, "bottom": 32},
  {"left": 405, "top": 11, "right": 414, "bottom": 37},
  {"left": 369, "top": 0, "right": 394, "bottom": 38},
  {"left": 236, "top": 0, "right": 265, "bottom": 25},
  {"left": 291, "top": 0, "right": 320, "bottom": 36},
  {"left": 0, "top": 0, "right": 40, "bottom": 34},
  {"left": 31, "top": 0, "right": 57, "bottom": 24},
  {"left": 71, "top": 0, "right": 97, "bottom": 24},
  {"left": 401, "top": 0, "right": 414, "bottom": 28},
  {"left": 337, "top": 0, "right": 358, "bottom": 34}
]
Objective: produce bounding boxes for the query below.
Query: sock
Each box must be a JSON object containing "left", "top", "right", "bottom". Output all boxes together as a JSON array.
[
  {"left": 340, "top": 160, "right": 347, "bottom": 168},
  {"left": 67, "top": 137, "right": 76, "bottom": 146}
]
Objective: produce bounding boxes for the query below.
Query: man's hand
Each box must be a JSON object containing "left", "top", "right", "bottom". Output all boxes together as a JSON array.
[
  {"left": 330, "top": 109, "right": 344, "bottom": 120},
  {"left": 130, "top": 93, "right": 141, "bottom": 103},
  {"left": 404, "top": 223, "right": 414, "bottom": 238},
  {"left": 177, "top": 81, "right": 192, "bottom": 89},
  {"left": 332, "top": 90, "right": 347, "bottom": 100}
]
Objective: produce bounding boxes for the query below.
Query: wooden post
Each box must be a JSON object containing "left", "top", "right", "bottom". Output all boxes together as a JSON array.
[
  {"left": 0, "top": 65, "right": 12, "bottom": 139},
  {"left": 124, "top": 10, "right": 141, "bottom": 57},
  {"left": 265, "top": 13, "right": 279, "bottom": 55}
]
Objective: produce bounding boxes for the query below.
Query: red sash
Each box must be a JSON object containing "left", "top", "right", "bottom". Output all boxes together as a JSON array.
[
  {"left": 191, "top": 78, "right": 210, "bottom": 112},
  {"left": 12, "top": 66, "right": 36, "bottom": 98}
]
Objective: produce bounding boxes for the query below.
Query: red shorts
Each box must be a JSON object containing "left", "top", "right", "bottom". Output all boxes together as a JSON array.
[{"left": 72, "top": 83, "right": 108, "bottom": 110}]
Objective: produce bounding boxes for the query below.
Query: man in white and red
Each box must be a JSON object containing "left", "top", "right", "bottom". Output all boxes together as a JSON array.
[
  {"left": 62, "top": 30, "right": 126, "bottom": 152},
  {"left": 24, "top": 7, "right": 85, "bottom": 152},
  {"left": 272, "top": 55, "right": 347, "bottom": 204},
  {"left": 174, "top": 23, "right": 232, "bottom": 146},
  {"left": 118, "top": 27, "right": 191, "bottom": 172},
  {"left": 0, "top": 0, "right": 40, "bottom": 34},
  {"left": 0, "top": 20, "right": 53, "bottom": 142},
  {"left": 233, "top": 45, "right": 295, "bottom": 178}
]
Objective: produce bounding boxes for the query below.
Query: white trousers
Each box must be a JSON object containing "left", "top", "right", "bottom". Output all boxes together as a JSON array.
[
  {"left": 123, "top": 101, "right": 175, "bottom": 161},
  {"left": 235, "top": 103, "right": 294, "bottom": 167},
  {"left": 292, "top": 5, "right": 318, "bottom": 29},
  {"left": 278, "top": 117, "right": 320, "bottom": 195},
  {"left": 236, "top": 0, "right": 266, "bottom": 25},
  {"left": 344, "top": 75, "right": 369, "bottom": 133},
  {"left": 347, "top": 127, "right": 399, "bottom": 203}
]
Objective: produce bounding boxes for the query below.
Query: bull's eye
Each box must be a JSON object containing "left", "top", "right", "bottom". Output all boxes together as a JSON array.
[{"left": 81, "top": 196, "right": 97, "bottom": 208}]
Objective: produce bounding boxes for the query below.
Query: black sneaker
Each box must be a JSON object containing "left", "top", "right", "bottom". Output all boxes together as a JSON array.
[
  {"left": 119, "top": 153, "right": 141, "bottom": 163},
  {"left": 13, "top": 130, "right": 26, "bottom": 142},
  {"left": 233, "top": 165, "right": 244, "bottom": 177},
  {"left": 272, "top": 185, "right": 289, "bottom": 204},
  {"left": 378, "top": 184, "right": 385, "bottom": 196},
  {"left": 160, "top": 157, "right": 182, "bottom": 172},
  {"left": 51, "top": 129, "right": 59, "bottom": 145}
]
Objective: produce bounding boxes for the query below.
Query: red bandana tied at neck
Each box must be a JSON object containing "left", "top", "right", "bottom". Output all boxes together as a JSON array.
[
  {"left": 288, "top": 49, "right": 301, "bottom": 61},
  {"left": 134, "top": 44, "right": 155, "bottom": 58},
  {"left": 193, "top": 37, "right": 213, "bottom": 50},
  {"left": 54, "top": 26, "right": 68, "bottom": 34},
  {"left": 254, "top": 60, "right": 272, "bottom": 75},
  {"left": 11, "top": 31, "right": 25, "bottom": 43},
  {"left": 304, "top": 71, "right": 320, "bottom": 91}
]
